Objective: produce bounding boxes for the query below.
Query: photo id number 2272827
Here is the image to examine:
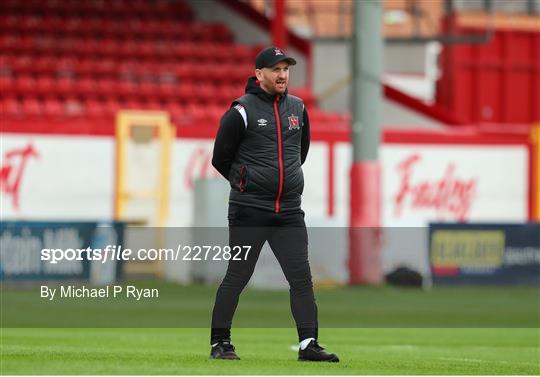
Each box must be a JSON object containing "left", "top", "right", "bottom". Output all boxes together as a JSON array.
[{"left": 182, "top": 245, "right": 251, "bottom": 261}]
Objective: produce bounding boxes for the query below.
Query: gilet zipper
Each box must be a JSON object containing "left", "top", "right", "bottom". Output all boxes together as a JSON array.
[{"left": 273, "top": 95, "right": 284, "bottom": 213}]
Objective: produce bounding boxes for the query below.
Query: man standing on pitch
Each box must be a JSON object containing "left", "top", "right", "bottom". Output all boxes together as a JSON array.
[{"left": 210, "top": 47, "right": 339, "bottom": 362}]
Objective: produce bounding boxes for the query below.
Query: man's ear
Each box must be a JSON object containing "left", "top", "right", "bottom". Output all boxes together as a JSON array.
[{"left": 255, "top": 69, "right": 263, "bottom": 81}]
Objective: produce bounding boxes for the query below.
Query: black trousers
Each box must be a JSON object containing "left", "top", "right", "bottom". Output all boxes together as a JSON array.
[{"left": 210, "top": 204, "right": 318, "bottom": 344}]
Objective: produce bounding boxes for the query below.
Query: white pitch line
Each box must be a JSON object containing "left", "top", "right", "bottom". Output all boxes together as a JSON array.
[
  {"left": 439, "top": 357, "right": 539, "bottom": 366},
  {"left": 439, "top": 357, "right": 488, "bottom": 363},
  {"left": 385, "top": 345, "right": 418, "bottom": 350}
]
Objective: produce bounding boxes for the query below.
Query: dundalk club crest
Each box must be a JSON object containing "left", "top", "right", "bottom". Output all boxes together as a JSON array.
[{"left": 288, "top": 115, "right": 300, "bottom": 130}]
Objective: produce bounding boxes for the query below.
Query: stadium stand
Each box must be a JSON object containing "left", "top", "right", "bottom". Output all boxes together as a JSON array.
[{"left": 0, "top": 0, "right": 348, "bottom": 130}]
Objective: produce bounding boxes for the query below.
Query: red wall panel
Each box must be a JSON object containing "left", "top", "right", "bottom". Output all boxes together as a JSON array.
[
  {"left": 437, "top": 22, "right": 540, "bottom": 126},
  {"left": 505, "top": 69, "right": 531, "bottom": 123},
  {"left": 477, "top": 67, "right": 502, "bottom": 122}
]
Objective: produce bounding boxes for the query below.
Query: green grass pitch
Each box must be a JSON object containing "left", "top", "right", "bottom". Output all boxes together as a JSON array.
[
  {"left": 2, "top": 328, "right": 538, "bottom": 375},
  {"left": 1, "top": 282, "right": 539, "bottom": 375}
]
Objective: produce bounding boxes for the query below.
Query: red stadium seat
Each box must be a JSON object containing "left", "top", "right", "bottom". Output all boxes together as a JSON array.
[
  {"left": 22, "top": 98, "right": 43, "bottom": 116},
  {"left": 177, "top": 82, "right": 196, "bottom": 100},
  {"left": 41, "top": 17, "right": 67, "bottom": 34},
  {"left": 77, "top": 77, "right": 97, "bottom": 96},
  {"left": 0, "top": 55, "right": 12, "bottom": 72},
  {"left": 56, "top": 77, "right": 76, "bottom": 95},
  {"left": 207, "top": 103, "right": 227, "bottom": 120},
  {"left": 0, "top": 75, "right": 15, "bottom": 94},
  {"left": 210, "top": 24, "right": 233, "bottom": 42},
  {"left": 72, "top": 59, "right": 92, "bottom": 75},
  {"left": 35, "top": 76, "right": 55, "bottom": 95},
  {"left": 1, "top": 97, "right": 22, "bottom": 116},
  {"left": 43, "top": 97, "right": 64, "bottom": 117},
  {"left": 175, "top": 64, "right": 193, "bottom": 81},
  {"left": 190, "top": 63, "right": 209, "bottom": 81},
  {"left": 117, "top": 80, "right": 138, "bottom": 97},
  {"left": 198, "top": 82, "right": 216, "bottom": 103},
  {"left": 145, "top": 100, "right": 163, "bottom": 110},
  {"left": 8, "top": 56, "right": 29, "bottom": 74},
  {"left": 123, "top": 98, "right": 145, "bottom": 110},
  {"left": 164, "top": 101, "right": 185, "bottom": 117},
  {"left": 14, "top": 75, "right": 36, "bottom": 94},
  {"left": 85, "top": 98, "right": 107, "bottom": 117},
  {"left": 0, "top": 0, "right": 340, "bottom": 126},
  {"left": 64, "top": 98, "right": 85, "bottom": 117},
  {"left": 56, "top": 57, "right": 78, "bottom": 75},
  {"left": 158, "top": 83, "right": 177, "bottom": 100},
  {"left": 96, "top": 78, "right": 117, "bottom": 96},
  {"left": 32, "top": 57, "right": 57, "bottom": 74},
  {"left": 0, "top": 35, "right": 17, "bottom": 52},
  {"left": 138, "top": 81, "right": 158, "bottom": 98},
  {"left": 173, "top": 42, "right": 198, "bottom": 60},
  {"left": 290, "top": 87, "right": 317, "bottom": 108}
]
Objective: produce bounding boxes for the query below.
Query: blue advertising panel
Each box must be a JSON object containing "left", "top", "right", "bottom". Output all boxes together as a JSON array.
[
  {"left": 0, "top": 221, "right": 125, "bottom": 282},
  {"left": 429, "top": 223, "right": 540, "bottom": 285}
]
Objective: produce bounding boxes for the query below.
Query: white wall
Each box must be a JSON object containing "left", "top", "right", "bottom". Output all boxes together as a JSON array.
[
  {"left": 1, "top": 133, "right": 529, "bottom": 284},
  {"left": 313, "top": 40, "right": 445, "bottom": 128},
  {"left": 2, "top": 134, "right": 529, "bottom": 226},
  {"left": 1, "top": 135, "right": 115, "bottom": 220}
]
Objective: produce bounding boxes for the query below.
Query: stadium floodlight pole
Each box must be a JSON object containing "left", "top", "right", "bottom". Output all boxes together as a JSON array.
[{"left": 348, "top": 0, "right": 383, "bottom": 285}]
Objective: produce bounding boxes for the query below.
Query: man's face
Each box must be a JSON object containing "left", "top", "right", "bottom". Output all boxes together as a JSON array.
[{"left": 255, "top": 61, "right": 289, "bottom": 95}]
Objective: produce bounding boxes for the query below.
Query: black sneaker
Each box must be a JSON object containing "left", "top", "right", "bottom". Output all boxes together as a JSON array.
[
  {"left": 210, "top": 341, "right": 240, "bottom": 360},
  {"left": 298, "top": 340, "right": 339, "bottom": 362}
]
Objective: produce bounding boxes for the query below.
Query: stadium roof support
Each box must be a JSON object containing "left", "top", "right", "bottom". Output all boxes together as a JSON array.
[
  {"left": 348, "top": 0, "right": 384, "bottom": 285},
  {"left": 272, "top": 0, "right": 287, "bottom": 49}
]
